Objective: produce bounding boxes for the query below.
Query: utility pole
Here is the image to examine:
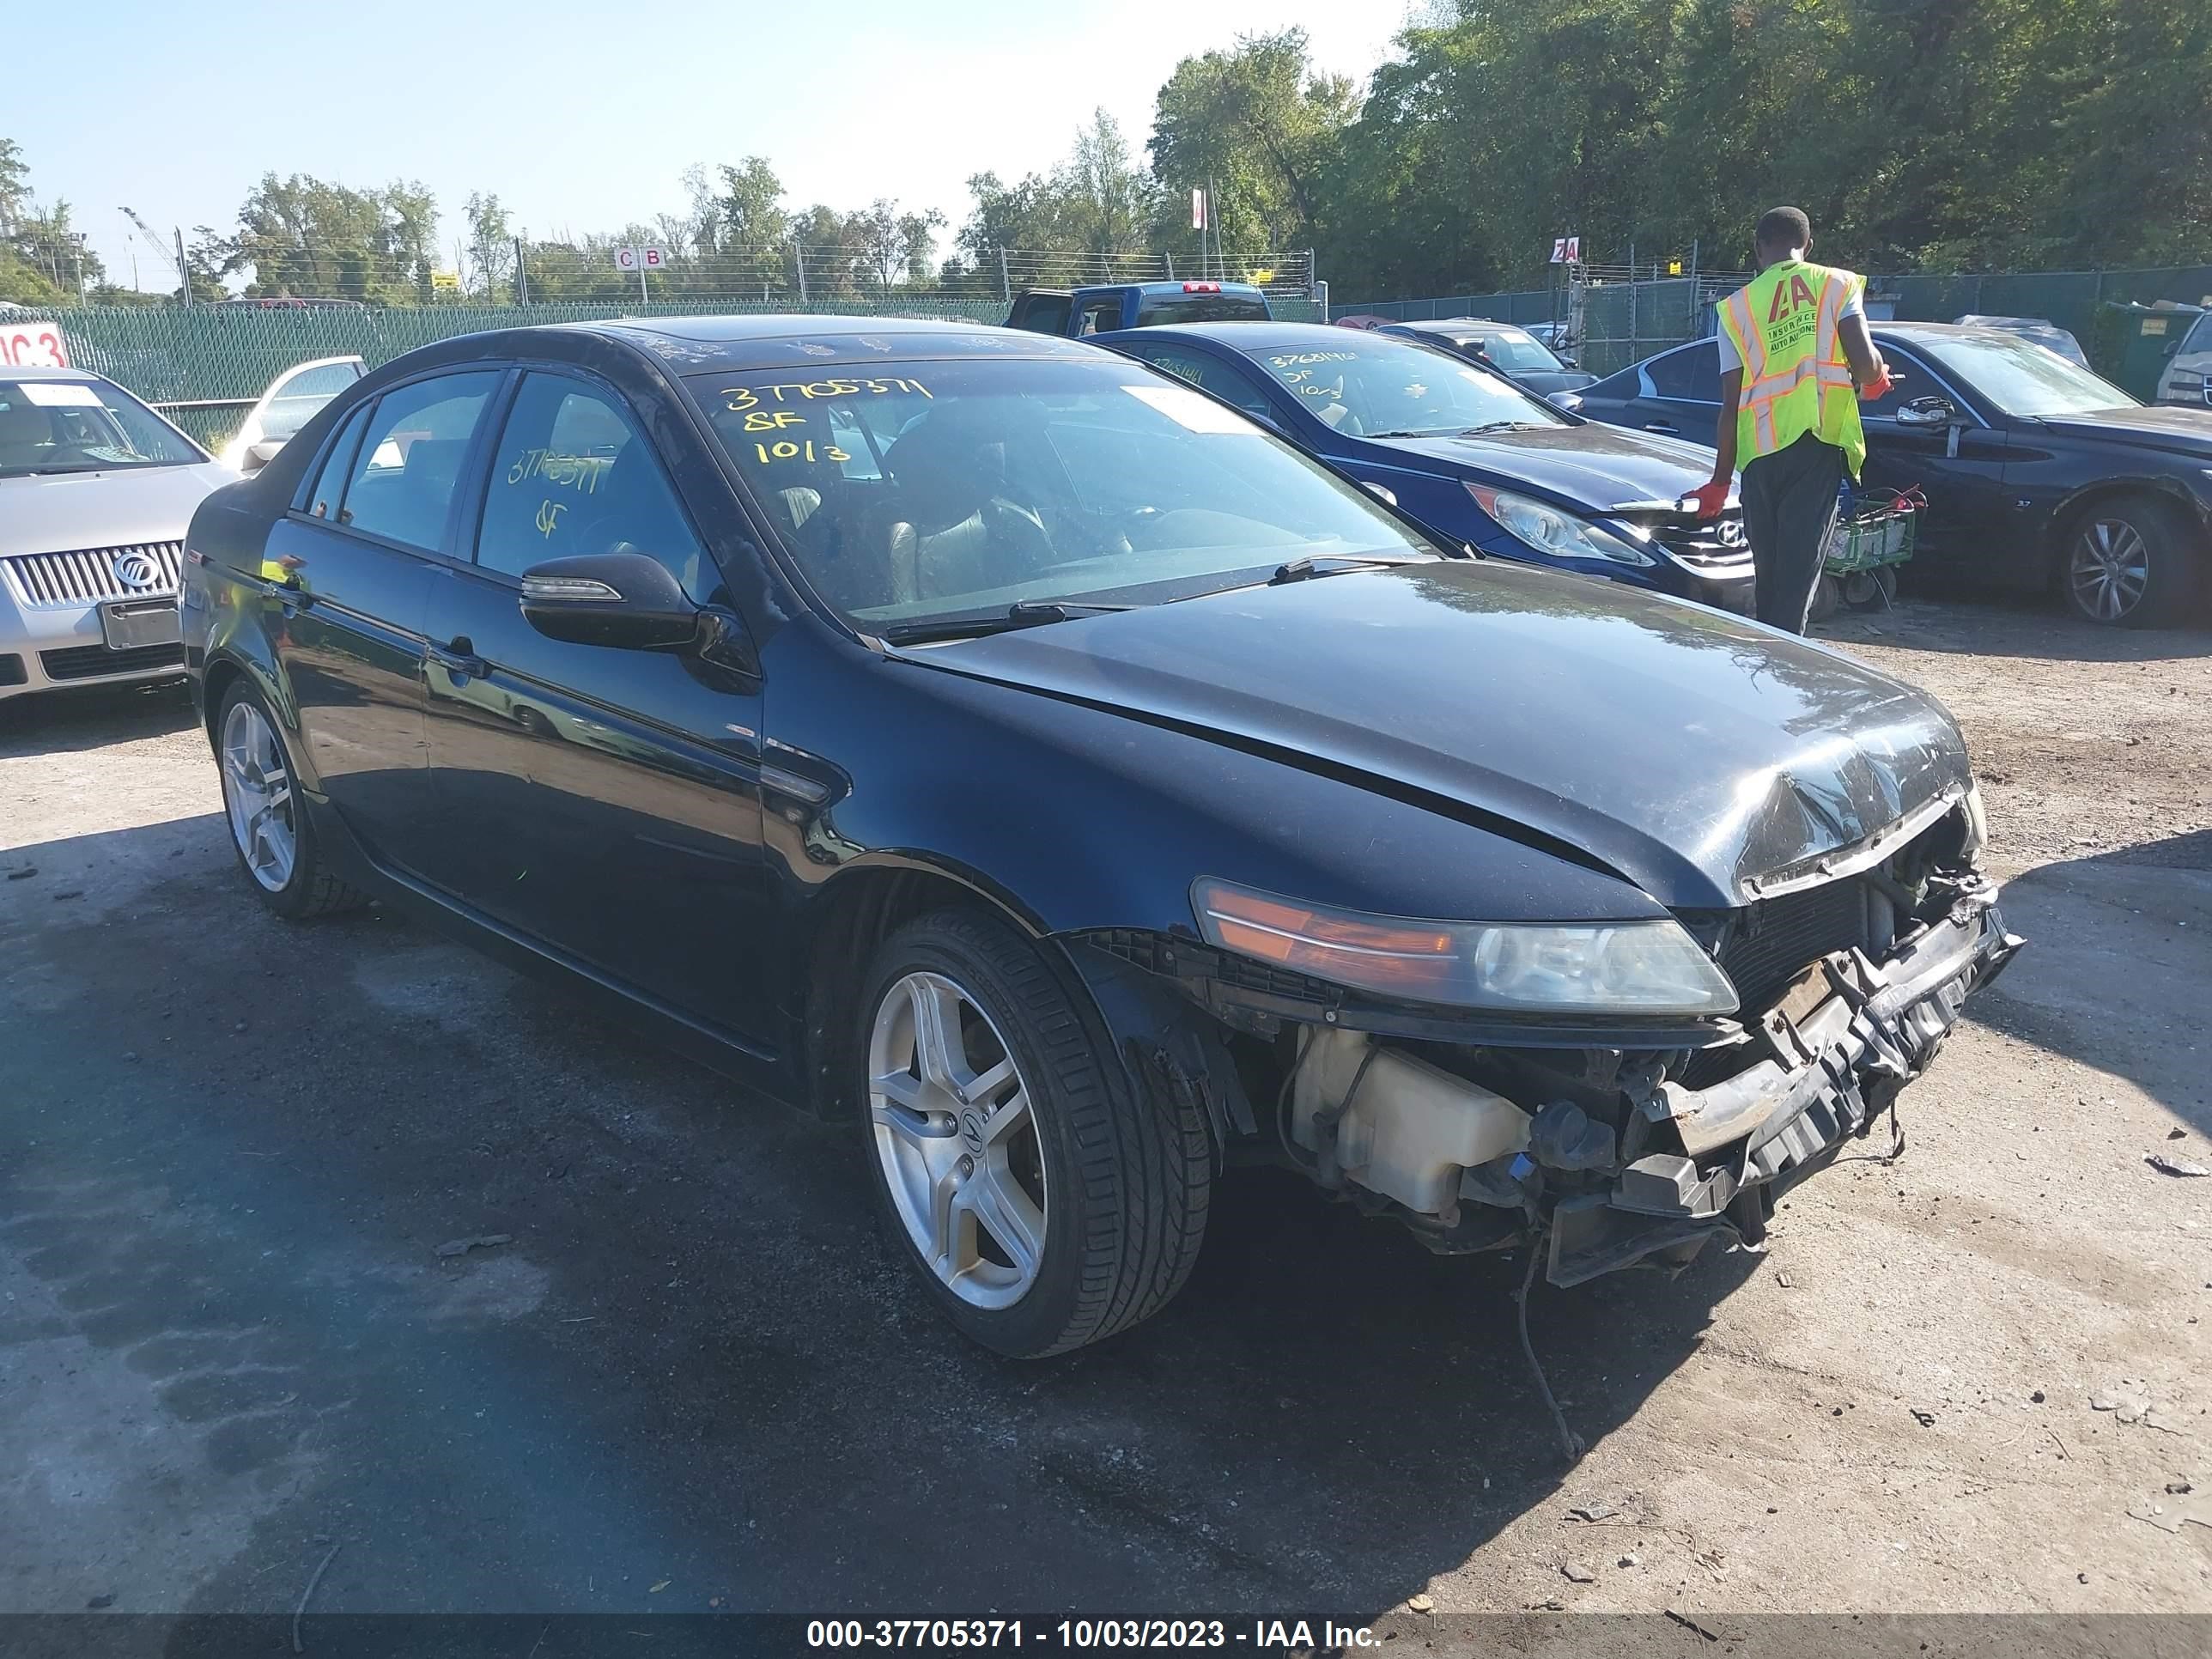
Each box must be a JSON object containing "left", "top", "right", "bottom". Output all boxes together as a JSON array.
[
  {"left": 1208, "top": 176, "right": 1219, "bottom": 280},
  {"left": 176, "top": 227, "right": 191, "bottom": 308},
  {"left": 73, "top": 232, "right": 88, "bottom": 304},
  {"left": 997, "top": 246, "right": 1011, "bottom": 304},
  {"left": 514, "top": 234, "right": 528, "bottom": 306},
  {"left": 794, "top": 243, "right": 807, "bottom": 305}
]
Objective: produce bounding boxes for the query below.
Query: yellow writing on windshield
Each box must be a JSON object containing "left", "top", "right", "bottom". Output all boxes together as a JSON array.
[
  {"left": 535, "top": 499, "right": 567, "bottom": 538},
  {"left": 721, "top": 378, "right": 932, "bottom": 413},
  {"left": 1268, "top": 351, "right": 1356, "bottom": 368},
  {"left": 751, "top": 439, "right": 851, "bottom": 466}
]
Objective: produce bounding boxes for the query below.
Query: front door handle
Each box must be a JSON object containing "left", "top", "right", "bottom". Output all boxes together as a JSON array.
[
  {"left": 1644, "top": 421, "right": 1679, "bottom": 434},
  {"left": 429, "top": 636, "right": 488, "bottom": 679}
]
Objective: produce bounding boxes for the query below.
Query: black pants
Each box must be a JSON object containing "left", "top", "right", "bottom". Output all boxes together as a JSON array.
[{"left": 1741, "top": 433, "right": 1845, "bottom": 634}]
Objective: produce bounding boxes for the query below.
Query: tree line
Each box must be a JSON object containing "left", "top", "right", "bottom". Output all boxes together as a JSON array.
[{"left": 4, "top": 0, "right": 2205, "bottom": 310}]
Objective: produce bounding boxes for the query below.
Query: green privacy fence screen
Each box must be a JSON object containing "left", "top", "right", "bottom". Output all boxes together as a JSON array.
[
  {"left": 1331, "top": 265, "right": 2212, "bottom": 379},
  {"left": 19, "top": 295, "right": 1322, "bottom": 451}
]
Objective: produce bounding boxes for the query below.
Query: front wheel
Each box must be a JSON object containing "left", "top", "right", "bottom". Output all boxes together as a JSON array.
[
  {"left": 216, "top": 681, "right": 368, "bottom": 919},
  {"left": 855, "top": 908, "right": 1210, "bottom": 1357},
  {"left": 2062, "top": 495, "right": 2203, "bottom": 627}
]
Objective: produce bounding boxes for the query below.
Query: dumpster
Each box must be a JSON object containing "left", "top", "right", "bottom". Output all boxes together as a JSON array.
[{"left": 2091, "top": 301, "right": 2206, "bottom": 402}]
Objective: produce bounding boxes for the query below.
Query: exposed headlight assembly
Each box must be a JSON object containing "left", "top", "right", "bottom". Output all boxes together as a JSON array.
[
  {"left": 1193, "top": 878, "right": 1739, "bottom": 1015},
  {"left": 1465, "top": 483, "right": 1655, "bottom": 567}
]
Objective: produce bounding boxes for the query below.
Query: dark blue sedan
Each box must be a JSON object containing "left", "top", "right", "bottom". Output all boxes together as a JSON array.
[{"left": 1097, "top": 322, "right": 1752, "bottom": 607}]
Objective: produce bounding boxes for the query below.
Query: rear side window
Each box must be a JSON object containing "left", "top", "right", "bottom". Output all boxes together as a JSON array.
[
  {"left": 1124, "top": 346, "right": 1279, "bottom": 422},
  {"left": 476, "top": 374, "right": 708, "bottom": 598},
  {"left": 334, "top": 373, "right": 500, "bottom": 550},
  {"left": 307, "top": 400, "right": 373, "bottom": 519},
  {"left": 1647, "top": 342, "right": 1720, "bottom": 402}
]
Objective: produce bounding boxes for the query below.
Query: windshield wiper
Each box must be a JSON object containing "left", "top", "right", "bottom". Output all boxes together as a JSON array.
[
  {"left": 1268, "top": 555, "right": 1411, "bottom": 585},
  {"left": 1457, "top": 420, "right": 1540, "bottom": 434},
  {"left": 878, "top": 599, "right": 1131, "bottom": 646}
]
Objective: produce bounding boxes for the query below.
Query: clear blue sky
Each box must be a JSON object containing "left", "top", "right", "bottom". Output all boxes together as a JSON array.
[{"left": 21, "top": 0, "right": 1411, "bottom": 291}]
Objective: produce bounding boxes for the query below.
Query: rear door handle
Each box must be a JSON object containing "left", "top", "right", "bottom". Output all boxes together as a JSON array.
[
  {"left": 1644, "top": 421, "right": 1679, "bottom": 434},
  {"left": 429, "top": 636, "right": 488, "bottom": 679}
]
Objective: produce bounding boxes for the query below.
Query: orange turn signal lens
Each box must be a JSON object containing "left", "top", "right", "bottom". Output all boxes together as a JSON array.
[{"left": 1194, "top": 882, "right": 1457, "bottom": 992}]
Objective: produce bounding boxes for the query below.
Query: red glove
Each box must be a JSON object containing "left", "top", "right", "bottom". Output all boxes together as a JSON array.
[
  {"left": 1861, "top": 362, "right": 1894, "bottom": 401},
  {"left": 1685, "top": 481, "right": 1731, "bottom": 520}
]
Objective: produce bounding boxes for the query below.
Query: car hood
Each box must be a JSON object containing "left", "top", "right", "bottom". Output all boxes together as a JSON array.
[
  {"left": 0, "top": 462, "right": 232, "bottom": 557},
  {"left": 901, "top": 562, "right": 1970, "bottom": 910},
  {"left": 2035, "top": 404, "right": 2212, "bottom": 457},
  {"left": 1366, "top": 422, "right": 1713, "bottom": 512}
]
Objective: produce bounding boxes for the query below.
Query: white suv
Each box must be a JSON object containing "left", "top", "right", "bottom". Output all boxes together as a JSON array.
[{"left": 1, "top": 367, "right": 233, "bottom": 702}]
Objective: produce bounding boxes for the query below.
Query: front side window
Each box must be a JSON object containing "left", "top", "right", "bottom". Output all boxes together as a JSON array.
[
  {"left": 1247, "top": 335, "right": 1569, "bottom": 437},
  {"left": 335, "top": 371, "right": 499, "bottom": 550},
  {"left": 689, "top": 356, "right": 1440, "bottom": 632},
  {"left": 1916, "top": 333, "right": 2136, "bottom": 416},
  {"left": 476, "top": 374, "right": 708, "bottom": 597},
  {"left": 0, "top": 376, "right": 204, "bottom": 477}
]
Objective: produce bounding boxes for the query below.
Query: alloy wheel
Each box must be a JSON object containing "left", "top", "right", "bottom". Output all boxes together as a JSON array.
[
  {"left": 220, "top": 699, "right": 297, "bottom": 892},
  {"left": 866, "top": 970, "right": 1048, "bottom": 1310},
  {"left": 2069, "top": 518, "right": 2151, "bottom": 623}
]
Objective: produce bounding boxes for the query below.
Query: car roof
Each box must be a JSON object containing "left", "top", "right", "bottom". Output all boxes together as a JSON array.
[
  {"left": 1093, "top": 320, "right": 1371, "bottom": 354},
  {"left": 547, "top": 313, "right": 1105, "bottom": 371},
  {"left": 1395, "top": 318, "right": 1528, "bottom": 337},
  {"left": 0, "top": 363, "right": 100, "bottom": 381}
]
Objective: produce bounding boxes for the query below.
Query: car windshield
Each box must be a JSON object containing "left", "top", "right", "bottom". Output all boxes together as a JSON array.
[
  {"left": 0, "top": 377, "right": 204, "bottom": 477},
  {"left": 1246, "top": 334, "right": 1570, "bottom": 436},
  {"left": 1449, "top": 328, "right": 1562, "bottom": 373},
  {"left": 1913, "top": 332, "right": 2137, "bottom": 416},
  {"left": 689, "top": 356, "right": 1441, "bottom": 633}
]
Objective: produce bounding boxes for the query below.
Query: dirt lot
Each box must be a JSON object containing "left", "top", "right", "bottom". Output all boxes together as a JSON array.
[{"left": 3, "top": 597, "right": 2210, "bottom": 1626}]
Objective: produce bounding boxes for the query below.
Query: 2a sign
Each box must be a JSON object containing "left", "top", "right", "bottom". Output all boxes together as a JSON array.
[
  {"left": 0, "top": 318, "right": 69, "bottom": 368},
  {"left": 614, "top": 246, "right": 667, "bottom": 272},
  {"left": 1548, "top": 236, "right": 1581, "bottom": 264}
]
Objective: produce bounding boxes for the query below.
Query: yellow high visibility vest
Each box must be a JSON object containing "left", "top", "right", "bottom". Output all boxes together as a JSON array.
[{"left": 1717, "top": 259, "right": 1866, "bottom": 477}]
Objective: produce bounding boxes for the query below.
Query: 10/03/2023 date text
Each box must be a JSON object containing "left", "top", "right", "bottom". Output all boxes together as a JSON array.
[{"left": 805, "top": 1620, "right": 1380, "bottom": 1649}]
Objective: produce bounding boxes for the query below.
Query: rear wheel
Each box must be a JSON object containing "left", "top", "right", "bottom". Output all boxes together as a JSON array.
[
  {"left": 2062, "top": 495, "right": 2203, "bottom": 627},
  {"left": 216, "top": 681, "right": 368, "bottom": 920},
  {"left": 856, "top": 908, "right": 1210, "bottom": 1357}
]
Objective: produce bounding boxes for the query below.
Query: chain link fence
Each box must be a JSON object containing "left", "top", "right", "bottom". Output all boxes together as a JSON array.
[
  {"left": 1332, "top": 263, "right": 2212, "bottom": 380},
  {"left": 15, "top": 251, "right": 1322, "bottom": 451}
]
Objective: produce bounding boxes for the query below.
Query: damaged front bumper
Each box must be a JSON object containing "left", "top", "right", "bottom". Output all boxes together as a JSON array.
[{"left": 1549, "top": 895, "right": 2022, "bottom": 1285}]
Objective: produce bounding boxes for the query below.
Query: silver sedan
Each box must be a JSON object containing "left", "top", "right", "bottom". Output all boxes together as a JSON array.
[{"left": 1, "top": 367, "right": 232, "bottom": 702}]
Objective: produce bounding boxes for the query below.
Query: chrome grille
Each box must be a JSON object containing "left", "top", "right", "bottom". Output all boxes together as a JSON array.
[
  {"left": 3, "top": 542, "right": 184, "bottom": 609},
  {"left": 1653, "top": 515, "right": 1753, "bottom": 570}
]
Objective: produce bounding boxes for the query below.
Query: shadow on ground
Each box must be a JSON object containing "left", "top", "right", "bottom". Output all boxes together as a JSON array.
[
  {"left": 0, "top": 680, "right": 197, "bottom": 757},
  {"left": 1824, "top": 592, "right": 2212, "bottom": 662},
  {"left": 1970, "top": 830, "right": 2212, "bottom": 1138},
  {"left": 1, "top": 812, "right": 1757, "bottom": 1620}
]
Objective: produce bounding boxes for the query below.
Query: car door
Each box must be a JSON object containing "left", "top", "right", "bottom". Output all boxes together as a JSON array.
[
  {"left": 1625, "top": 340, "right": 1724, "bottom": 441},
  {"left": 417, "top": 367, "right": 771, "bottom": 1042},
  {"left": 263, "top": 370, "right": 501, "bottom": 876},
  {"left": 1855, "top": 343, "right": 2024, "bottom": 579}
]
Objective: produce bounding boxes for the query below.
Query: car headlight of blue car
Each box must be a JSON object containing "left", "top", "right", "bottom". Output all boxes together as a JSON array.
[{"left": 1466, "top": 483, "right": 1656, "bottom": 567}]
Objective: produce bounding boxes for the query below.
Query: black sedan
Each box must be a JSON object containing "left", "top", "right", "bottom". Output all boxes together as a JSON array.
[
  {"left": 1377, "top": 316, "right": 1599, "bottom": 404},
  {"left": 1578, "top": 323, "right": 2212, "bottom": 626},
  {"left": 1095, "top": 321, "right": 1753, "bottom": 609},
  {"left": 182, "top": 317, "right": 2017, "bottom": 1358}
]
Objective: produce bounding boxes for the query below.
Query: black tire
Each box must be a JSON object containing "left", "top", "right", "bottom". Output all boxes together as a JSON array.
[
  {"left": 1808, "top": 572, "right": 1844, "bottom": 623},
  {"left": 2060, "top": 494, "right": 2204, "bottom": 628},
  {"left": 215, "top": 679, "right": 369, "bottom": 921},
  {"left": 854, "top": 907, "right": 1211, "bottom": 1357}
]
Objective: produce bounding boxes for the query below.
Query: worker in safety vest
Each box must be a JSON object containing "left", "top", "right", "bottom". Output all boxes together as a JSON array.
[{"left": 1686, "top": 207, "right": 1891, "bottom": 633}]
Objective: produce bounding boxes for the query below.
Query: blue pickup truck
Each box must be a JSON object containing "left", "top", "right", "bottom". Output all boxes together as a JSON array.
[{"left": 1006, "top": 280, "right": 1272, "bottom": 337}]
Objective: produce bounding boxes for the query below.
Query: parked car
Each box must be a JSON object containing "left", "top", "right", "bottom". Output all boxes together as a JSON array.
[
  {"left": 1378, "top": 317, "right": 1599, "bottom": 405},
  {"left": 1096, "top": 320, "right": 1753, "bottom": 608},
  {"left": 1577, "top": 322, "right": 2212, "bottom": 626},
  {"left": 217, "top": 356, "right": 366, "bottom": 475},
  {"left": 2, "top": 366, "right": 231, "bottom": 702},
  {"left": 1006, "top": 281, "right": 1270, "bottom": 337},
  {"left": 184, "top": 315, "right": 2017, "bottom": 1358},
  {"left": 1953, "top": 315, "right": 2088, "bottom": 368},
  {"left": 2154, "top": 307, "right": 2212, "bottom": 410}
]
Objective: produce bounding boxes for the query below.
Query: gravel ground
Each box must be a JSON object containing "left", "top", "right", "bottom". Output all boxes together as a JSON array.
[{"left": 3, "top": 596, "right": 2209, "bottom": 1625}]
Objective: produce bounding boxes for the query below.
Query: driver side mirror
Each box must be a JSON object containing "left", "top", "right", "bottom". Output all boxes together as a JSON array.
[
  {"left": 1894, "top": 396, "right": 1958, "bottom": 428},
  {"left": 520, "top": 552, "right": 700, "bottom": 650}
]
